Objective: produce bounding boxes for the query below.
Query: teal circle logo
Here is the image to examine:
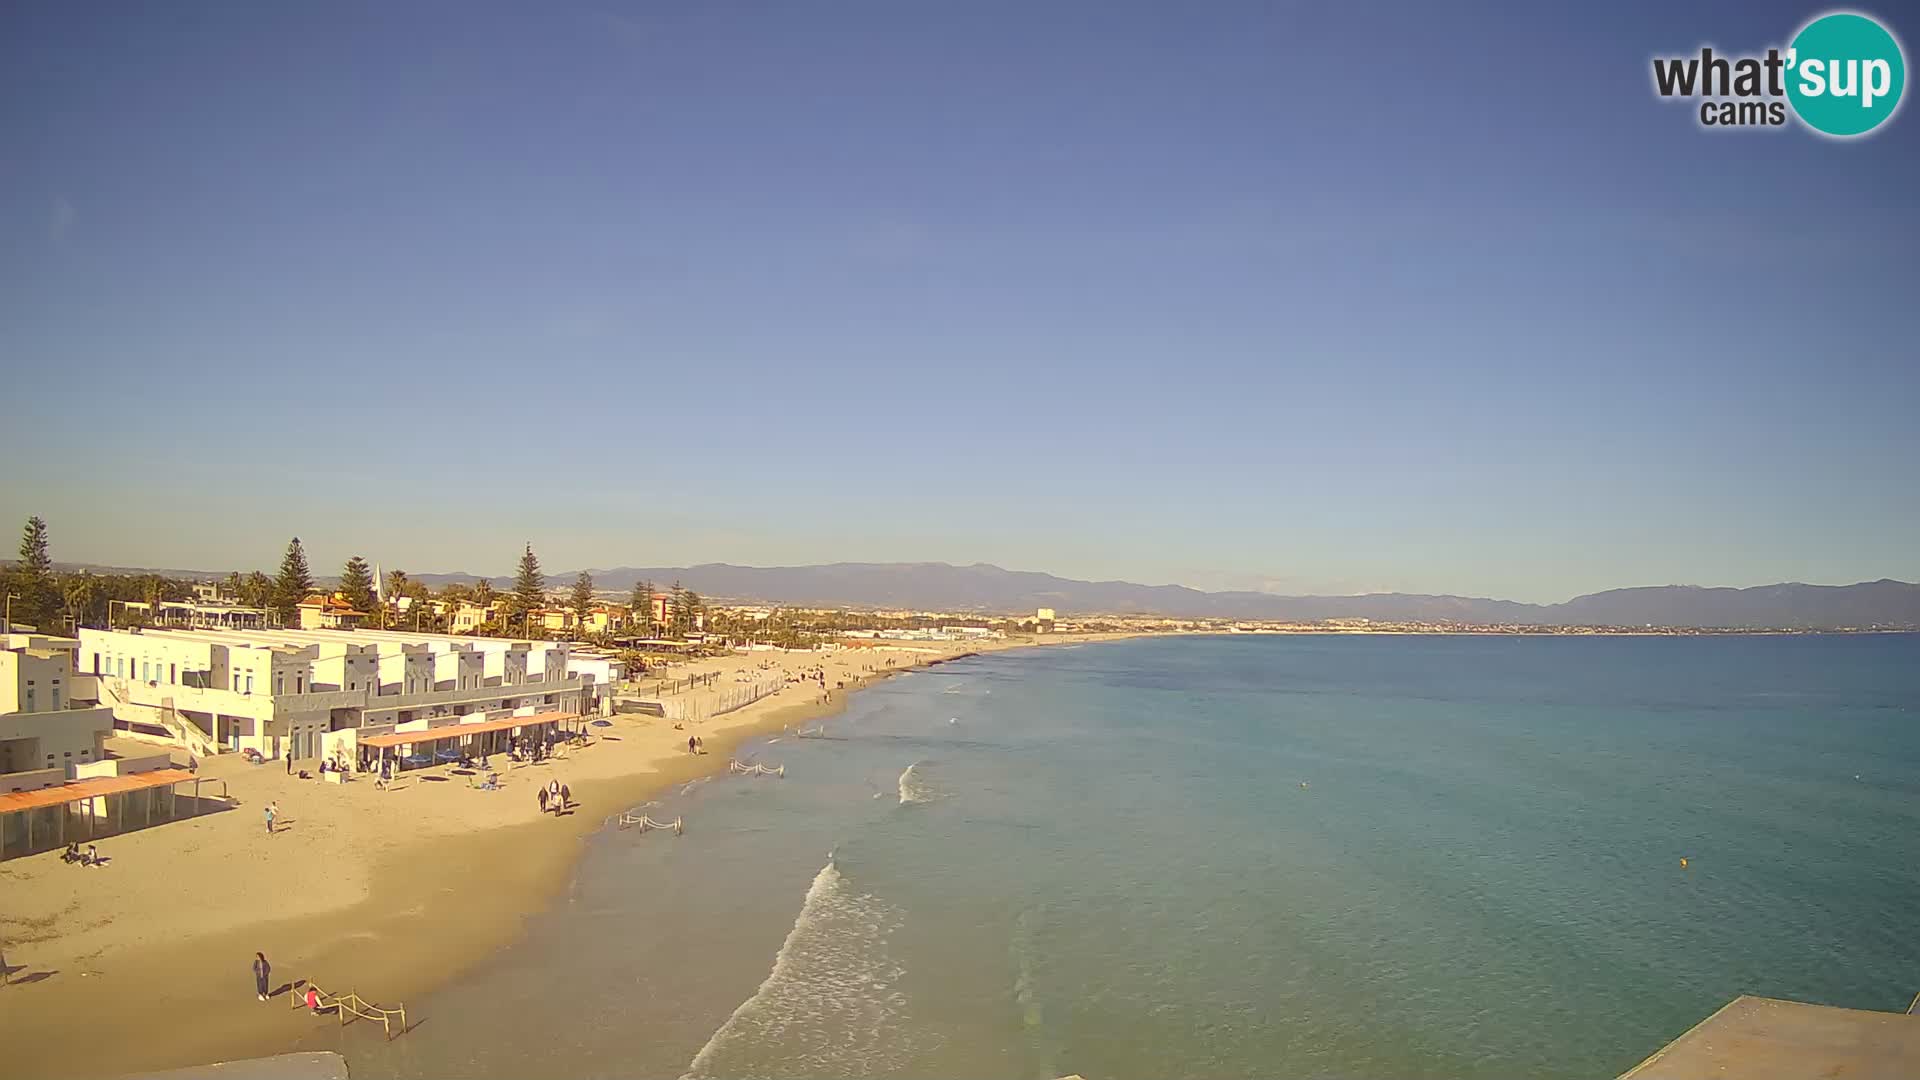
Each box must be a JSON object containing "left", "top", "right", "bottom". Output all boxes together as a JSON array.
[{"left": 1786, "top": 12, "right": 1906, "bottom": 136}]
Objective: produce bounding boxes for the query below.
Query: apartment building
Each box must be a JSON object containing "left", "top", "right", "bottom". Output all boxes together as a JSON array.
[
  {"left": 76, "top": 624, "right": 593, "bottom": 761},
  {"left": 1, "top": 634, "right": 118, "bottom": 792}
]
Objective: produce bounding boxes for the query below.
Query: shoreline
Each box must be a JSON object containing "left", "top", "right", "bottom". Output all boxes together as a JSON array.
[{"left": 0, "top": 633, "right": 1136, "bottom": 1079}]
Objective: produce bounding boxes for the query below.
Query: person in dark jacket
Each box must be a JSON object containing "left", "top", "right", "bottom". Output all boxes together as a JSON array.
[{"left": 253, "top": 952, "right": 271, "bottom": 1002}]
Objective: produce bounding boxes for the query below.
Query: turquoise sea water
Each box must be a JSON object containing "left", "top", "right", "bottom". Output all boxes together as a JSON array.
[{"left": 333, "top": 635, "right": 1920, "bottom": 1079}]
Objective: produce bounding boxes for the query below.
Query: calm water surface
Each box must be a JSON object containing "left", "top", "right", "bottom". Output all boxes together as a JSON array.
[{"left": 322, "top": 634, "right": 1920, "bottom": 1079}]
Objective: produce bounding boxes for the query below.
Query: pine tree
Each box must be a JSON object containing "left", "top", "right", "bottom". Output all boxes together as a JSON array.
[
  {"left": 570, "top": 570, "right": 596, "bottom": 625},
  {"left": 632, "top": 579, "right": 656, "bottom": 634},
  {"left": 273, "top": 538, "right": 314, "bottom": 624},
  {"left": 511, "top": 544, "right": 546, "bottom": 629},
  {"left": 668, "top": 581, "right": 689, "bottom": 636},
  {"left": 340, "top": 555, "right": 377, "bottom": 615},
  {"left": 683, "top": 589, "right": 704, "bottom": 633},
  {"left": 10, "top": 516, "right": 58, "bottom": 629}
]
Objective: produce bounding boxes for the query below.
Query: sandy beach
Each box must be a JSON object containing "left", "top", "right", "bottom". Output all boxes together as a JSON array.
[{"left": 0, "top": 633, "right": 1132, "bottom": 1079}]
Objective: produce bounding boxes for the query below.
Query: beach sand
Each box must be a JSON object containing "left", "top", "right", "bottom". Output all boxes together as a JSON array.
[{"left": 0, "top": 633, "right": 1130, "bottom": 1079}]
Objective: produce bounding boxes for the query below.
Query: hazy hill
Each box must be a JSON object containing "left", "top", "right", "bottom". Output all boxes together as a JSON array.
[
  {"left": 31, "top": 560, "right": 1919, "bottom": 629},
  {"left": 411, "top": 563, "right": 1919, "bottom": 629}
]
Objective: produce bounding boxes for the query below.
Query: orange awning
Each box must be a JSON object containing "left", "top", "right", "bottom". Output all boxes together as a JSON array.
[
  {"left": 359, "top": 711, "right": 579, "bottom": 749},
  {"left": 0, "top": 768, "right": 199, "bottom": 815}
]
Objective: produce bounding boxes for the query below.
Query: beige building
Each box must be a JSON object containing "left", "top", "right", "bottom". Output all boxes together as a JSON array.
[
  {"left": 585, "top": 605, "right": 629, "bottom": 635},
  {"left": 77, "top": 624, "right": 594, "bottom": 761},
  {"left": 298, "top": 594, "right": 368, "bottom": 630},
  {"left": 451, "top": 602, "right": 501, "bottom": 633}
]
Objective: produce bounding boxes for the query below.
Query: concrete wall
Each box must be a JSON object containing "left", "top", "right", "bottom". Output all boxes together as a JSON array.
[
  {"left": 0, "top": 706, "right": 113, "bottom": 785},
  {"left": 2, "top": 648, "right": 73, "bottom": 714}
]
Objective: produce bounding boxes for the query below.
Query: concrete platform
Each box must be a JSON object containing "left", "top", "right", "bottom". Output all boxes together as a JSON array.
[
  {"left": 123, "top": 1051, "right": 349, "bottom": 1080},
  {"left": 1620, "top": 995, "right": 1920, "bottom": 1080}
]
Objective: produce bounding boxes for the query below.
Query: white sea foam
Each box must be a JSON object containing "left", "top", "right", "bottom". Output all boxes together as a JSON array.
[
  {"left": 680, "top": 861, "right": 913, "bottom": 1079},
  {"left": 897, "top": 761, "right": 933, "bottom": 805}
]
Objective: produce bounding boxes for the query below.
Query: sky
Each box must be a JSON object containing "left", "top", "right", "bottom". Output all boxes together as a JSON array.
[{"left": 2, "top": 1, "right": 1916, "bottom": 604}]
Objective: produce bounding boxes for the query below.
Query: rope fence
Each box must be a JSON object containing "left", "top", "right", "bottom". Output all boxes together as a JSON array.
[
  {"left": 654, "top": 675, "right": 787, "bottom": 721},
  {"left": 289, "top": 981, "right": 409, "bottom": 1040},
  {"left": 729, "top": 760, "right": 785, "bottom": 778},
  {"left": 614, "top": 811, "right": 684, "bottom": 834}
]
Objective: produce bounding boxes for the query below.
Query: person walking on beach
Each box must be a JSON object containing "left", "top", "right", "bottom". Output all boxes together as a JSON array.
[
  {"left": 688, "top": 735, "right": 697, "bottom": 755},
  {"left": 264, "top": 802, "right": 276, "bottom": 835},
  {"left": 253, "top": 952, "right": 271, "bottom": 1001},
  {"left": 538, "top": 787, "right": 549, "bottom": 814},
  {"left": 286, "top": 750, "right": 294, "bottom": 776},
  {"left": 559, "top": 783, "right": 571, "bottom": 810}
]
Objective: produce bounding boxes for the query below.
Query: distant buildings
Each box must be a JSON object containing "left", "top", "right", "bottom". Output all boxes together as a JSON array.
[
  {"left": 297, "top": 593, "right": 368, "bottom": 630},
  {"left": 450, "top": 602, "right": 501, "bottom": 633}
]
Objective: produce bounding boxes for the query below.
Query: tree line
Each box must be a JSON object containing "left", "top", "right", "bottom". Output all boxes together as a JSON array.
[{"left": 2, "top": 517, "right": 707, "bottom": 642}]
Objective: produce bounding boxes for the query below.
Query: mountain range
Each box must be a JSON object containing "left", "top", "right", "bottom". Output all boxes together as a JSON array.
[
  {"left": 398, "top": 562, "right": 1916, "bottom": 630},
  {"left": 25, "top": 560, "right": 1918, "bottom": 629}
]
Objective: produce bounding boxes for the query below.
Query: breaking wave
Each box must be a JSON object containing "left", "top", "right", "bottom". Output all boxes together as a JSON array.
[
  {"left": 680, "top": 861, "right": 915, "bottom": 1079},
  {"left": 897, "top": 761, "right": 934, "bottom": 806}
]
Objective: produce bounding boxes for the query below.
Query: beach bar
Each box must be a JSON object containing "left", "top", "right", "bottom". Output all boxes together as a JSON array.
[
  {"left": 0, "top": 768, "right": 219, "bottom": 861},
  {"left": 358, "top": 710, "right": 582, "bottom": 772}
]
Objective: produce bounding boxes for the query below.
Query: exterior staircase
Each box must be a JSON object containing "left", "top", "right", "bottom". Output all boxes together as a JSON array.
[{"left": 97, "top": 678, "right": 222, "bottom": 758}]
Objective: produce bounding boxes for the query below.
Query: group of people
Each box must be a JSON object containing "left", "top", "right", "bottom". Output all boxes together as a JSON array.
[
  {"left": 687, "top": 735, "right": 706, "bottom": 755},
  {"left": 60, "top": 842, "right": 102, "bottom": 867},
  {"left": 536, "top": 779, "right": 571, "bottom": 815}
]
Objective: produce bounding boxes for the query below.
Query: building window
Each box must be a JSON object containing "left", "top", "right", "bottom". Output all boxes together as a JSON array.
[
  {"left": 246, "top": 675, "right": 254, "bottom": 694},
  {"left": 25, "top": 690, "right": 35, "bottom": 711},
  {"left": 52, "top": 689, "right": 61, "bottom": 709}
]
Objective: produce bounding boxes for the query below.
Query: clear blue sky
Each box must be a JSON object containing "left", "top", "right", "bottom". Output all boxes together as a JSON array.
[{"left": 2, "top": 2, "right": 1915, "bottom": 603}]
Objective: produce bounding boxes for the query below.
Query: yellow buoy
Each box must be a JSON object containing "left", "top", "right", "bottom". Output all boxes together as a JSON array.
[{"left": 1679, "top": 857, "right": 1689, "bottom": 869}]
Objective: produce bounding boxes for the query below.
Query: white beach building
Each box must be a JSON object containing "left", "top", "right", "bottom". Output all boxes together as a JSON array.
[{"left": 75, "top": 624, "right": 594, "bottom": 761}]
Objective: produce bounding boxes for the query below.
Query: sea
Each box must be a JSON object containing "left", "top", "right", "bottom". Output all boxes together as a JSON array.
[{"left": 326, "top": 633, "right": 1920, "bottom": 1079}]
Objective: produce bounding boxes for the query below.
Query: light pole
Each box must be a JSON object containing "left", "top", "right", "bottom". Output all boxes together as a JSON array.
[{"left": 2, "top": 593, "right": 17, "bottom": 635}]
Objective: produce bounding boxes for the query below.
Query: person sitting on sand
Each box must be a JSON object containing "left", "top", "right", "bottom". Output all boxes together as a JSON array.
[{"left": 306, "top": 985, "right": 322, "bottom": 1014}]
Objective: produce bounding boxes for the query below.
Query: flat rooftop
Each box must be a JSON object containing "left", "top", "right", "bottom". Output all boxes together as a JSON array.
[
  {"left": 1619, "top": 995, "right": 1920, "bottom": 1080},
  {"left": 0, "top": 768, "right": 199, "bottom": 814}
]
